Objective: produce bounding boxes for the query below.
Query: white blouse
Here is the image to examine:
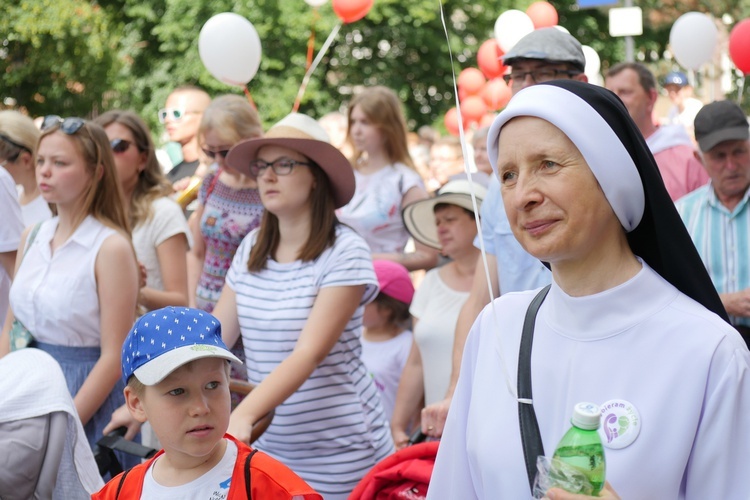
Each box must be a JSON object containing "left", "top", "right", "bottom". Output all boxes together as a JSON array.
[{"left": 10, "top": 216, "right": 116, "bottom": 347}]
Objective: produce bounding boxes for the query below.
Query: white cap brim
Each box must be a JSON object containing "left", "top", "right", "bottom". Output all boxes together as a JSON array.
[{"left": 133, "top": 344, "right": 242, "bottom": 385}]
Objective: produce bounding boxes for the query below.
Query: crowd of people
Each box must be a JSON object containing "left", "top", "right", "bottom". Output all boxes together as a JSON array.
[{"left": 0, "top": 24, "right": 749, "bottom": 500}]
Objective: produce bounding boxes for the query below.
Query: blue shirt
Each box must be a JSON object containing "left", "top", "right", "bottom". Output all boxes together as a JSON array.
[
  {"left": 676, "top": 183, "right": 750, "bottom": 327},
  {"left": 474, "top": 175, "right": 550, "bottom": 294}
]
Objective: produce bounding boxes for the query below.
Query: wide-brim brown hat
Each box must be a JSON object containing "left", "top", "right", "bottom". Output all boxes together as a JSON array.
[
  {"left": 402, "top": 179, "right": 487, "bottom": 250},
  {"left": 226, "top": 113, "right": 355, "bottom": 208}
]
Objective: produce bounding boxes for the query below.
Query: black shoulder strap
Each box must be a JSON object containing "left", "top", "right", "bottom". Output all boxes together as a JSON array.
[
  {"left": 518, "top": 284, "right": 551, "bottom": 492},
  {"left": 114, "top": 467, "right": 132, "bottom": 500},
  {"left": 244, "top": 448, "right": 259, "bottom": 499}
]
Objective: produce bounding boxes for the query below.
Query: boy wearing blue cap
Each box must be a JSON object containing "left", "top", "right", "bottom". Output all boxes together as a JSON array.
[{"left": 93, "top": 306, "right": 321, "bottom": 499}]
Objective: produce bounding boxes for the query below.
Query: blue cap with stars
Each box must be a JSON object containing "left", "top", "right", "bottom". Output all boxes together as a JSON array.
[{"left": 122, "top": 306, "right": 241, "bottom": 385}]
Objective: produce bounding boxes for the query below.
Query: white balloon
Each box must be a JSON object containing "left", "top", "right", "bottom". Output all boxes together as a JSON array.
[
  {"left": 553, "top": 25, "right": 570, "bottom": 34},
  {"left": 669, "top": 12, "right": 717, "bottom": 70},
  {"left": 305, "top": 0, "right": 328, "bottom": 6},
  {"left": 582, "top": 45, "right": 601, "bottom": 75},
  {"left": 494, "top": 10, "right": 535, "bottom": 53},
  {"left": 199, "top": 13, "right": 262, "bottom": 86}
]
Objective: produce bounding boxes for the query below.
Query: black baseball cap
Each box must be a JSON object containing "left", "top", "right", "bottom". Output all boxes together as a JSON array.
[{"left": 694, "top": 100, "right": 749, "bottom": 152}]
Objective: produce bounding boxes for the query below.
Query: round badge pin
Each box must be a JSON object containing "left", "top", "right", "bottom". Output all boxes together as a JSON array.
[{"left": 598, "top": 399, "right": 641, "bottom": 449}]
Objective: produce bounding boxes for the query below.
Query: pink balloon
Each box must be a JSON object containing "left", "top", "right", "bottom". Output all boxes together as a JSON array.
[
  {"left": 444, "top": 107, "right": 461, "bottom": 136},
  {"left": 481, "top": 79, "right": 512, "bottom": 111},
  {"left": 457, "top": 68, "right": 486, "bottom": 96},
  {"left": 477, "top": 39, "right": 507, "bottom": 80},
  {"left": 526, "top": 2, "right": 558, "bottom": 29}
]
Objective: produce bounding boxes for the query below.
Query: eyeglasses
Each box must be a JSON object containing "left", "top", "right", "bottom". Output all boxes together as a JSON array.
[
  {"left": 110, "top": 138, "right": 134, "bottom": 154},
  {"left": 248, "top": 159, "right": 311, "bottom": 177},
  {"left": 201, "top": 148, "right": 231, "bottom": 160},
  {"left": 0, "top": 133, "right": 32, "bottom": 155},
  {"left": 158, "top": 108, "right": 201, "bottom": 124},
  {"left": 41, "top": 115, "right": 86, "bottom": 134},
  {"left": 502, "top": 69, "right": 581, "bottom": 86}
]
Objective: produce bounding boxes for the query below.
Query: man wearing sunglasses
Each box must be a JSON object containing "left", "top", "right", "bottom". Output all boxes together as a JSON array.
[{"left": 160, "top": 86, "right": 211, "bottom": 186}]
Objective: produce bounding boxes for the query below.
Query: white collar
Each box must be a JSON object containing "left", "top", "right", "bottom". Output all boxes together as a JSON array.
[{"left": 542, "top": 260, "right": 679, "bottom": 340}]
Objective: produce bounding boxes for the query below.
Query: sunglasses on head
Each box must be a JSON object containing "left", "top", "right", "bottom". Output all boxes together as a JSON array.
[
  {"left": 41, "top": 115, "right": 86, "bottom": 134},
  {"left": 201, "top": 147, "right": 231, "bottom": 160},
  {"left": 158, "top": 108, "right": 200, "bottom": 124},
  {"left": 110, "top": 138, "right": 134, "bottom": 154}
]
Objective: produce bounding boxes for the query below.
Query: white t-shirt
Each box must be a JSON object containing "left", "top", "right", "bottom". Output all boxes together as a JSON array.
[
  {"left": 337, "top": 163, "right": 424, "bottom": 254},
  {"left": 410, "top": 268, "right": 469, "bottom": 405},
  {"left": 361, "top": 329, "right": 413, "bottom": 421},
  {"left": 10, "top": 216, "right": 115, "bottom": 347},
  {"left": 133, "top": 196, "right": 191, "bottom": 294},
  {"left": 429, "top": 262, "right": 750, "bottom": 499},
  {"left": 225, "top": 224, "right": 394, "bottom": 499},
  {"left": 16, "top": 187, "right": 53, "bottom": 227},
  {"left": 0, "top": 166, "right": 23, "bottom": 326},
  {"left": 141, "top": 439, "right": 237, "bottom": 499}
]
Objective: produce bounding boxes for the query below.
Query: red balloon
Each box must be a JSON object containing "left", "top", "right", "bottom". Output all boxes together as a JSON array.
[
  {"left": 477, "top": 39, "right": 507, "bottom": 80},
  {"left": 332, "top": 0, "right": 374, "bottom": 24},
  {"left": 458, "top": 67, "right": 486, "bottom": 96},
  {"left": 461, "top": 95, "right": 488, "bottom": 124},
  {"left": 479, "top": 113, "right": 496, "bottom": 128},
  {"left": 730, "top": 19, "right": 750, "bottom": 75},
  {"left": 526, "top": 1, "right": 558, "bottom": 29},
  {"left": 444, "top": 107, "right": 461, "bottom": 136},
  {"left": 481, "top": 78, "right": 512, "bottom": 111}
]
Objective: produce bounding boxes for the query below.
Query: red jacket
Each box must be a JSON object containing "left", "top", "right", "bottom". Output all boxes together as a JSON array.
[
  {"left": 348, "top": 441, "right": 440, "bottom": 500},
  {"left": 93, "top": 434, "right": 322, "bottom": 499}
]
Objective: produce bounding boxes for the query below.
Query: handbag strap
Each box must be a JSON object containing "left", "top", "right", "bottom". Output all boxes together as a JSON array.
[
  {"left": 21, "top": 222, "right": 42, "bottom": 259},
  {"left": 518, "top": 284, "right": 551, "bottom": 492}
]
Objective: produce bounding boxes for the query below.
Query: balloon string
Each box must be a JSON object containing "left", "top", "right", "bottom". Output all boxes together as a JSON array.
[
  {"left": 305, "top": 8, "right": 320, "bottom": 72},
  {"left": 292, "top": 22, "right": 342, "bottom": 113},
  {"left": 243, "top": 86, "right": 257, "bottom": 110},
  {"left": 438, "top": 0, "right": 516, "bottom": 400},
  {"left": 738, "top": 76, "right": 746, "bottom": 105}
]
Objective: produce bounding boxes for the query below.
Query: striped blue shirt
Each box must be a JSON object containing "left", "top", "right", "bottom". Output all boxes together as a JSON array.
[
  {"left": 676, "top": 183, "right": 750, "bottom": 327},
  {"left": 226, "top": 225, "right": 393, "bottom": 498}
]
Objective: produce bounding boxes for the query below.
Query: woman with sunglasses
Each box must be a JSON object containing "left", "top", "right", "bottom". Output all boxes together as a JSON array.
[
  {"left": 95, "top": 110, "right": 190, "bottom": 312},
  {"left": 187, "top": 95, "right": 264, "bottom": 402},
  {"left": 0, "top": 110, "right": 52, "bottom": 225},
  {"left": 0, "top": 116, "right": 141, "bottom": 469},
  {"left": 214, "top": 113, "right": 393, "bottom": 498}
]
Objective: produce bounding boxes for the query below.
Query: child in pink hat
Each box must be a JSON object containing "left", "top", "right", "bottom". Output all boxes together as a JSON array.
[{"left": 360, "top": 260, "right": 415, "bottom": 423}]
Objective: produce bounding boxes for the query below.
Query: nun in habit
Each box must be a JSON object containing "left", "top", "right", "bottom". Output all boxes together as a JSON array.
[{"left": 427, "top": 80, "right": 750, "bottom": 499}]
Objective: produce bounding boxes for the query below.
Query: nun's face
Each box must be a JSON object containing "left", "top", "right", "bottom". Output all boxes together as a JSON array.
[{"left": 497, "top": 117, "right": 622, "bottom": 266}]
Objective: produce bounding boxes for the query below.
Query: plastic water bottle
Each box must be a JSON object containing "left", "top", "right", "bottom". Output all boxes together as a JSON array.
[{"left": 551, "top": 402, "right": 606, "bottom": 495}]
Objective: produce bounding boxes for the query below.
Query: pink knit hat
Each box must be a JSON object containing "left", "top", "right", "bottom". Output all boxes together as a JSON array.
[{"left": 373, "top": 260, "right": 414, "bottom": 305}]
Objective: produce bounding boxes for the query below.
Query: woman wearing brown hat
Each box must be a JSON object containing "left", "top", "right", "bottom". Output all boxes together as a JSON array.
[{"left": 213, "top": 113, "right": 393, "bottom": 499}]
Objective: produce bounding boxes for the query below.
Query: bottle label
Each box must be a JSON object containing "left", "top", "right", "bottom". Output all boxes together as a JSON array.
[{"left": 597, "top": 399, "right": 641, "bottom": 449}]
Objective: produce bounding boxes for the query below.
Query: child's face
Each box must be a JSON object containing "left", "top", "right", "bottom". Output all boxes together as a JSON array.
[
  {"left": 362, "top": 302, "right": 384, "bottom": 329},
  {"left": 125, "top": 357, "right": 231, "bottom": 468}
]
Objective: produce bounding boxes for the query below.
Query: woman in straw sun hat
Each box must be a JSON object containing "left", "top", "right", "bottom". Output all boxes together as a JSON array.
[
  {"left": 213, "top": 113, "right": 393, "bottom": 498},
  {"left": 391, "top": 179, "right": 486, "bottom": 449}
]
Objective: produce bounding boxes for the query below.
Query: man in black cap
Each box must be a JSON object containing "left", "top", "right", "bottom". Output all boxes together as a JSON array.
[
  {"left": 676, "top": 100, "right": 750, "bottom": 345},
  {"left": 418, "top": 27, "right": 588, "bottom": 439}
]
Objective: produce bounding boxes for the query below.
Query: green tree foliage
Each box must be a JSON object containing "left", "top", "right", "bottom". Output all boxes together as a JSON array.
[
  {"left": 2, "top": 0, "right": 750, "bottom": 131},
  {"left": 0, "top": 0, "right": 120, "bottom": 117}
]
